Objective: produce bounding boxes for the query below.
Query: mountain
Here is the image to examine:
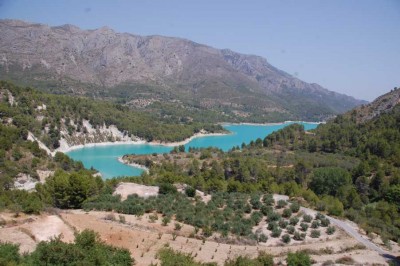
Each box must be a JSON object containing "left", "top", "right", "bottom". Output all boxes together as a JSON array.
[
  {"left": 0, "top": 19, "right": 366, "bottom": 121},
  {"left": 346, "top": 87, "right": 400, "bottom": 123}
]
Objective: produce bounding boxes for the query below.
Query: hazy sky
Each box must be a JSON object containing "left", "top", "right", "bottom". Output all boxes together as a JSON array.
[{"left": 0, "top": 0, "right": 399, "bottom": 101}]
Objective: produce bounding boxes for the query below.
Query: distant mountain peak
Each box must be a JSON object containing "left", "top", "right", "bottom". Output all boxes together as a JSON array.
[{"left": 0, "top": 19, "right": 367, "bottom": 121}]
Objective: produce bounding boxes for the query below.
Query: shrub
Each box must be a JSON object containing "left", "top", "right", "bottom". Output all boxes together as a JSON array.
[
  {"left": 258, "top": 233, "right": 268, "bottom": 243},
  {"left": 310, "top": 229, "right": 321, "bottom": 238},
  {"left": 0, "top": 242, "right": 21, "bottom": 265},
  {"left": 302, "top": 214, "right": 312, "bottom": 223},
  {"left": 293, "top": 231, "right": 306, "bottom": 241},
  {"left": 326, "top": 226, "right": 336, "bottom": 235},
  {"left": 162, "top": 216, "right": 171, "bottom": 226},
  {"left": 262, "top": 194, "right": 274, "bottom": 205},
  {"left": 174, "top": 223, "right": 182, "bottom": 231},
  {"left": 290, "top": 202, "right": 300, "bottom": 213},
  {"left": 149, "top": 214, "right": 158, "bottom": 223},
  {"left": 119, "top": 215, "right": 126, "bottom": 224},
  {"left": 282, "top": 234, "right": 291, "bottom": 244},
  {"left": 185, "top": 186, "right": 196, "bottom": 197},
  {"left": 271, "top": 227, "right": 282, "bottom": 238},
  {"left": 282, "top": 208, "right": 292, "bottom": 218},
  {"left": 300, "top": 223, "right": 309, "bottom": 232},
  {"left": 316, "top": 212, "right": 325, "bottom": 220},
  {"left": 277, "top": 200, "right": 288, "bottom": 209},
  {"left": 286, "top": 251, "right": 311, "bottom": 266},
  {"left": 256, "top": 251, "right": 274, "bottom": 266},
  {"left": 159, "top": 183, "right": 177, "bottom": 195},
  {"left": 158, "top": 248, "right": 200, "bottom": 266},
  {"left": 279, "top": 219, "right": 288, "bottom": 229},
  {"left": 261, "top": 205, "right": 273, "bottom": 216},
  {"left": 289, "top": 217, "right": 299, "bottom": 226},
  {"left": 251, "top": 211, "right": 263, "bottom": 225},
  {"left": 244, "top": 204, "right": 252, "bottom": 214},
  {"left": 286, "top": 225, "right": 295, "bottom": 234},
  {"left": 267, "top": 221, "right": 278, "bottom": 230},
  {"left": 268, "top": 212, "right": 281, "bottom": 222},
  {"left": 320, "top": 218, "right": 330, "bottom": 227},
  {"left": 311, "top": 220, "right": 320, "bottom": 229}
]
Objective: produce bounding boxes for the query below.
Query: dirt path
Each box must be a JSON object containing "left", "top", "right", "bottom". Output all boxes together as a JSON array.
[{"left": 300, "top": 206, "right": 388, "bottom": 255}]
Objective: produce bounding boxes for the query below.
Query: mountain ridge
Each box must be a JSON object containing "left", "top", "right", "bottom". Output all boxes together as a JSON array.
[{"left": 0, "top": 19, "right": 366, "bottom": 121}]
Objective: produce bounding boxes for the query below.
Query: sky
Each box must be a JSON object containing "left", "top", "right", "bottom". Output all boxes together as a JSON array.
[{"left": 0, "top": 0, "right": 399, "bottom": 101}]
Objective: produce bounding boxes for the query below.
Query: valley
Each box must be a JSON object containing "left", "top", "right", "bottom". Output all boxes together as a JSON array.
[{"left": 0, "top": 15, "right": 398, "bottom": 266}]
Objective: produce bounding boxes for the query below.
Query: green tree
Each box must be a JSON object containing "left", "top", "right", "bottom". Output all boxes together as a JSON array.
[{"left": 286, "top": 251, "right": 311, "bottom": 266}]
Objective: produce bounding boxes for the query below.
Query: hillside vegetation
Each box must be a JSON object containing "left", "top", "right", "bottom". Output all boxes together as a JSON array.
[
  {"left": 0, "top": 81, "right": 224, "bottom": 148},
  {"left": 122, "top": 88, "right": 400, "bottom": 242}
]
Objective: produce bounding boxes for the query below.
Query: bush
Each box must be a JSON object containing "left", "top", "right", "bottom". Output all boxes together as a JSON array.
[
  {"left": 261, "top": 205, "right": 273, "bottom": 216},
  {"left": 282, "top": 208, "right": 292, "bottom": 218},
  {"left": 289, "top": 217, "right": 299, "bottom": 225},
  {"left": 158, "top": 248, "right": 202, "bottom": 266},
  {"left": 316, "top": 212, "right": 325, "bottom": 220},
  {"left": 185, "top": 186, "right": 196, "bottom": 197},
  {"left": 279, "top": 219, "right": 288, "bottom": 229},
  {"left": 311, "top": 220, "right": 320, "bottom": 229},
  {"left": 256, "top": 252, "right": 274, "bottom": 266},
  {"left": 320, "top": 218, "right": 330, "bottom": 227},
  {"left": 290, "top": 202, "right": 300, "bottom": 213},
  {"left": 293, "top": 231, "right": 306, "bottom": 241},
  {"left": 267, "top": 221, "right": 278, "bottom": 230},
  {"left": 287, "top": 225, "right": 295, "bottom": 234},
  {"left": 326, "top": 226, "right": 336, "bottom": 235},
  {"left": 310, "top": 229, "right": 321, "bottom": 238},
  {"left": 119, "top": 215, "right": 126, "bottom": 224},
  {"left": 159, "top": 183, "right": 177, "bottom": 195},
  {"left": 268, "top": 212, "right": 281, "bottom": 222},
  {"left": 282, "top": 234, "right": 291, "bottom": 244},
  {"left": 251, "top": 211, "right": 263, "bottom": 225},
  {"left": 244, "top": 204, "right": 252, "bottom": 214},
  {"left": 277, "top": 200, "right": 288, "bottom": 209},
  {"left": 0, "top": 242, "right": 21, "bottom": 265},
  {"left": 262, "top": 194, "right": 274, "bottom": 205},
  {"left": 26, "top": 230, "right": 133, "bottom": 265},
  {"left": 174, "top": 223, "right": 182, "bottom": 231},
  {"left": 258, "top": 233, "right": 268, "bottom": 243},
  {"left": 286, "top": 251, "right": 311, "bottom": 266},
  {"left": 302, "top": 214, "right": 312, "bottom": 223},
  {"left": 162, "top": 216, "right": 171, "bottom": 226},
  {"left": 271, "top": 227, "right": 282, "bottom": 238},
  {"left": 300, "top": 223, "right": 309, "bottom": 232}
]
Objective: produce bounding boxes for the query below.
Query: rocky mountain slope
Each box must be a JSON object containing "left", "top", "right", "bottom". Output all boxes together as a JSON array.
[
  {"left": 347, "top": 87, "right": 400, "bottom": 123},
  {"left": 0, "top": 19, "right": 366, "bottom": 121}
]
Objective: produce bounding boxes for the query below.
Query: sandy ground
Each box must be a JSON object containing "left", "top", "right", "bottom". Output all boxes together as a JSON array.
[
  {"left": 0, "top": 212, "right": 74, "bottom": 253},
  {"left": 0, "top": 209, "right": 392, "bottom": 265},
  {"left": 113, "top": 182, "right": 159, "bottom": 200},
  {"left": 59, "top": 210, "right": 389, "bottom": 266}
]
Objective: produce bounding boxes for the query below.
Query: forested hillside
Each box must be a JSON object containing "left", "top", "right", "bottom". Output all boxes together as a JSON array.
[
  {"left": 120, "top": 88, "right": 400, "bottom": 242},
  {"left": 0, "top": 81, "right": 224, "bottom": 150}
]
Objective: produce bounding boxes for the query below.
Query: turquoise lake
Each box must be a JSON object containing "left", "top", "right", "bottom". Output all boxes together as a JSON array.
[{"left": 67, "top": 122, "right": 319, "bottom": 178}]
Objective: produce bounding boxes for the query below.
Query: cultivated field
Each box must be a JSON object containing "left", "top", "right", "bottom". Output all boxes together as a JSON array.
[{"left": 0, "top": 183, "right": 398, "bottom": 265}]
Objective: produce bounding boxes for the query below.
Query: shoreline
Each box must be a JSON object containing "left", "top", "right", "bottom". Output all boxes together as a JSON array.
[
  {"left": 117, "top": 157, "right": 149, "bottom": 173},
  {"left": 56, "top": 131, "right": 229, "bottom": 154},
  {"left": 56, "top": 120, "right": 321, "bottom": 154},
  {"left": 220, "top": 120, "right": 324, "bottom": 126}
]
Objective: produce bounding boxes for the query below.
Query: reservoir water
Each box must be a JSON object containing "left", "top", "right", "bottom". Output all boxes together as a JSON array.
[{"left": 67, "top": 122, "right": 318, "bottom": 178}]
